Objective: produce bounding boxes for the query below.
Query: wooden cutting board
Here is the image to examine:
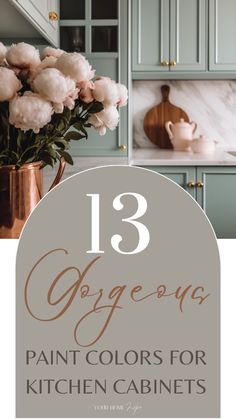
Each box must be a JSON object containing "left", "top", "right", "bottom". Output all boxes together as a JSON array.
[{"left": 143, "top": 85, "right": 190, "bottom": 149}]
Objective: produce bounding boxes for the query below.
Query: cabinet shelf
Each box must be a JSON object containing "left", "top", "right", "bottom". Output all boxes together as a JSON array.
[
  {"left": 60, "top": 19, "right": 118, "bottom": 26},
  {"left": 131, "top": 71, "right": 236, "bottom": 80}
]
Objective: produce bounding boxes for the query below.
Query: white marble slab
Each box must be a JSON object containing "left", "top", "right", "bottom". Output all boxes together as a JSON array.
[
  {"left": 131, "top": 149, "right": 236, "bottom": 166},
  {"left": 43, "top": 152, "right": 236, "bottom": 196},
  {"left": 132, "top": 80, "right": 236, "bottom": 149}
]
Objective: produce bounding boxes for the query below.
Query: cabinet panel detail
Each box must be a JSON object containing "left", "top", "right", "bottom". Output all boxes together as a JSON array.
[
  {"left": 170, "top": 0, "right": 206, "bottom": 71},
  {"left": 209, "top": 0, "right": 236, "bottom": 71},
  {"left": 132, "top": 0, "right": 169, "bottom": 71}
]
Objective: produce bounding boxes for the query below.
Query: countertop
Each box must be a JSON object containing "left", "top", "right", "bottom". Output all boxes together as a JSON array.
[
  {"left": 43, "top": 150, "right": 236, "bottom": 193},
  {"left": 43, "top": 157, "right": 128, "bottom": 193},
  {"left": 131, "top": 148, "right": 236, "bottom": 166}
]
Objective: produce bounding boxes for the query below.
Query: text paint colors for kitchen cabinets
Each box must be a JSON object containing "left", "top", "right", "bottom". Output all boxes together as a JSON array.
[
  {"left": 141, "top": 166, "right": 236, "bottom": 238},
  {"left": 132, "top": 0, "right": 206, "bottom": 73},
  {"left": 60, "top": 0, "right": 128, "bottom": 156}
]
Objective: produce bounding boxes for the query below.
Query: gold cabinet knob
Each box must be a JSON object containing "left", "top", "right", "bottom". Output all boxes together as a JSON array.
[
  {"left": 161, "top": 61, "right": 170, "bottom": 66},
  {"left": 196, "top": 181, "right": 204, "bottom": 188},
  {"left": 119, "top": 144, "right": 127, "bottom": 151},
  {"left": 49, "top": 11, "right": 58, "bottom": 21},
  {"left": 187, "top": 181, "right": 196, "bottom": 188},
  {"left": 169, "top": 60, "right": 177, "bottom": 66}
]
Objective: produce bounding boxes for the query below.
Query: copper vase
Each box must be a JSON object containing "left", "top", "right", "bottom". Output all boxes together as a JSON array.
[{"left": 0, "top": 159, "right": 65, "bottom": 239}]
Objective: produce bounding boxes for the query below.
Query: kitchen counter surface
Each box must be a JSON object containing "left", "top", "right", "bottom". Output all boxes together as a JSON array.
[
  {"left": 131, "top": 148, "right": 236, "bottom": 166},
  {"left": 43, "top": 157, "right": 128, "bottom": 193},
  {"left": 43, "top": 149, "right": 236, "bottom": 193}
]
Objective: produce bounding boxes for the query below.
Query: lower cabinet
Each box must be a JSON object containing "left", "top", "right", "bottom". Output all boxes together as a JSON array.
[
  {"left": 144, "top": 166, "right": 196, "bottom": 197},
  {"left": 196, "top": 167, "right": 236, "bottom": 239},
  {"left": 141, "top": 166, "right": 236, "bottom": 238}
]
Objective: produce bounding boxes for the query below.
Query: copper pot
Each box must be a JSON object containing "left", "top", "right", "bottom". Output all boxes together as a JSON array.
[{"left": 0, "top": 159, "right": 65, "bottom": 239}]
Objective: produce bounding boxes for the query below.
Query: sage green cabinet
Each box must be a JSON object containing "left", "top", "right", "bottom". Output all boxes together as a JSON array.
[
  {"left": 143, "top": 166, "right": 196, "bottom": 197},
  {"left": 170, "top": 0, "right": 206, "bottom": 72},
  {"left": 60, "top": 0, "right": 128, "bottom": 157},
  {"left": 209, "top": 0, "right": 236, "bottom": 71},
  {"left": 139, "top": 165, "right": 236, "bottom": 238},
  {"left": 11, "top": 0, "right": 59, "bottom": 46},
  {"left": 132, "top": 0, "right": 170, "bottom": 72},
  {"left": 196, "top": 167, "right": 236, "bottom": 238},
  {"left": 132, "top": 0, "right": 206, "bottom": 72}
]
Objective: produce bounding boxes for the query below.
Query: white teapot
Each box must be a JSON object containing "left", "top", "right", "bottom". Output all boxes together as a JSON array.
[{"left": 165, "top": 118, "right": 197, "bottom": 151}]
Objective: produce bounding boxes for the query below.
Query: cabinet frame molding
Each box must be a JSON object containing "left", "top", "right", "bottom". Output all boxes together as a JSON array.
[
  {"left": 132, "top": 0, "right": 170, "bottom": 71},
  {"left": 170, "top": 0, "right": 207, "bottom": 72}
]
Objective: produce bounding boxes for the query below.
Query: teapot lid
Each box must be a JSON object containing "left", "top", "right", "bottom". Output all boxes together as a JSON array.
[
  {"left": 197, "top": 135, "right": 214, "bottom": 143},
  {"left": 175, "top": 118, "right": 192, "bottom": 127}
]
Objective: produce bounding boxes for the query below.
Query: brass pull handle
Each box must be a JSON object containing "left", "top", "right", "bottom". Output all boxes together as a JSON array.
[
  {"left": 169, "top": 60, "right": 177, "bottom": 67},
  {"left": 196, "top": 181, "right": 204, "bottom": 188},
  {"left": 49, "top": 11, "right": 58, "bottom": 21},
  {"left": 187, "top": 181, "right": 196, "bottom": 188},
  {"left": 161, "top": 61, "right": 170, "bottom": 67},
  {"left": 119, "top": 144, "right": 127, "bottom": 152}
]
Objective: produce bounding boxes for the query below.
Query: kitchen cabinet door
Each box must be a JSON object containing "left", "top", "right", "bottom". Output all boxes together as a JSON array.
[
  {"left": 13, "top": 0, "right": 59, "bottom": 46},
  {"left": 209, "top": 0, "right": 236, "bottom": 71},
  {"left": 196, "top": 167, "right": 236, "bottom": 238},
  {"left": 70, "top": 57, "right": 127, "bottom": 156},
  {"left": 170, "top": 0, "right": 206, "bottom": 71},
  {"left": 141, "top": 166, "right": 196, "bottom": 198},
  {"left": 132, "top": 0, "right": 170, "bottom": 71}
]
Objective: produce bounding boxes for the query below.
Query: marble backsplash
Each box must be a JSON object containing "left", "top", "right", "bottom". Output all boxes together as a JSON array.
[{"left": 132, "top": 80, "right": 236, "bottom": 149}]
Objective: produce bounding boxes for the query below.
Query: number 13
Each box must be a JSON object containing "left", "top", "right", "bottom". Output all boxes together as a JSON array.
[{"left": 87, "top": 193, "right": 150, "bottom": 255}]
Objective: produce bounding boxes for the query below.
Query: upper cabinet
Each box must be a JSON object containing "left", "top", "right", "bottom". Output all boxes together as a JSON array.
[
  {"left": 132, "top": 0, "right": 206, "bottom": 73},
  {"left": 60, "top": 0, "right": 129, "bottom": 157},
  {"left": 132, "top": 0, "right": 170, "bottom": 72},
  {"left": 132, "top": 0, "right": 236, "bottom": 77},
  {"left": 209, "top": 0, "right": 236, "bottom": 71},
  {"left": 170, "top": 0, "right": 206, "bottom": 72},
  {"left": 10, "top": 0, "right": 59, "bottom": 46}
]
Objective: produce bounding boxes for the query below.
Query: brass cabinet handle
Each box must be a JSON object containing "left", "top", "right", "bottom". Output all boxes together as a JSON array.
[
  {"left": 49, "top": 11, "right": 58, "bottom": 21},
  {"left": 196, "top": 181, "right": 204, "bottom": 188},
  {"left": 161, "top": 61, "right": 170, "bottom": 66},
  {"left": 119, "top": 144, "right": 127, "bottom": 151},
  {"left": 169, "top": 60, "right": 177, "bottom": 66},
  {"left": 187, "top": 181, "right": 196, "bottom": 188}
]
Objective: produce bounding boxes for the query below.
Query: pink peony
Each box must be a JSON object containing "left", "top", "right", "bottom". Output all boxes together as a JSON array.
[
  {"left": 41, "top": 46, "right": 64, "bottom": 60},
  {"left": 55, "top": 52, "right": 95, "bottom": 83},
  {"left": 116, "top": 83, "right": 128, "bottom": 107},
  {"left": 93, "top": 77, "right": 118, "bottom": 107},
  {"left": 29, "top": 56, "right": 57, "bottom": 82},
  {"left": 33, "top": 68, "right": 79, "bottom": 112},
  {"left": 78, "top": 80, "right": 94, "bottom": 103},
  {"left": 6, "top": 42, "right": 40, "bottom": 69},
  {"left": 0, "top": 42, "right": 7, "bottom": 64},
  {"left": 0, "top": 67, "right": 22, "bottom": 101},
  {"left": 9, "top": 92, "right": 53, "bottom": 133},
  {"left": 88, "top": 106, "right": 119, "bottom": 136}
]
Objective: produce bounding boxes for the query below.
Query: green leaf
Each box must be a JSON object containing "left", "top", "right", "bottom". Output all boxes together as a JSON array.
[
  {"left": 65, "top": 131, "right": 86, "bottom": 141},
  {"left": 88, "top": 101, "right": 104, "bottom": 114},
  {"left": 54, "top": 139, "right": 69, "bottom": 149},
  {"left": 58, "top": 150, "right": 74, "bottom": 165},
  {"left": 63, "top": 108, "right": 71, "bottom": 122}
]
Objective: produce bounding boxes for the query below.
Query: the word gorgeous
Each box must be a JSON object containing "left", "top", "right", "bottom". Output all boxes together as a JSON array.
[{"left": 24, "top": 248, "right": 210, "bottom": 347}]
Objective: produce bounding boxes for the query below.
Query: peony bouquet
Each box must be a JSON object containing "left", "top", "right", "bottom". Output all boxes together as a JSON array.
[{"left": 0, "top": 42, "right": 128, "bottom": 168}]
